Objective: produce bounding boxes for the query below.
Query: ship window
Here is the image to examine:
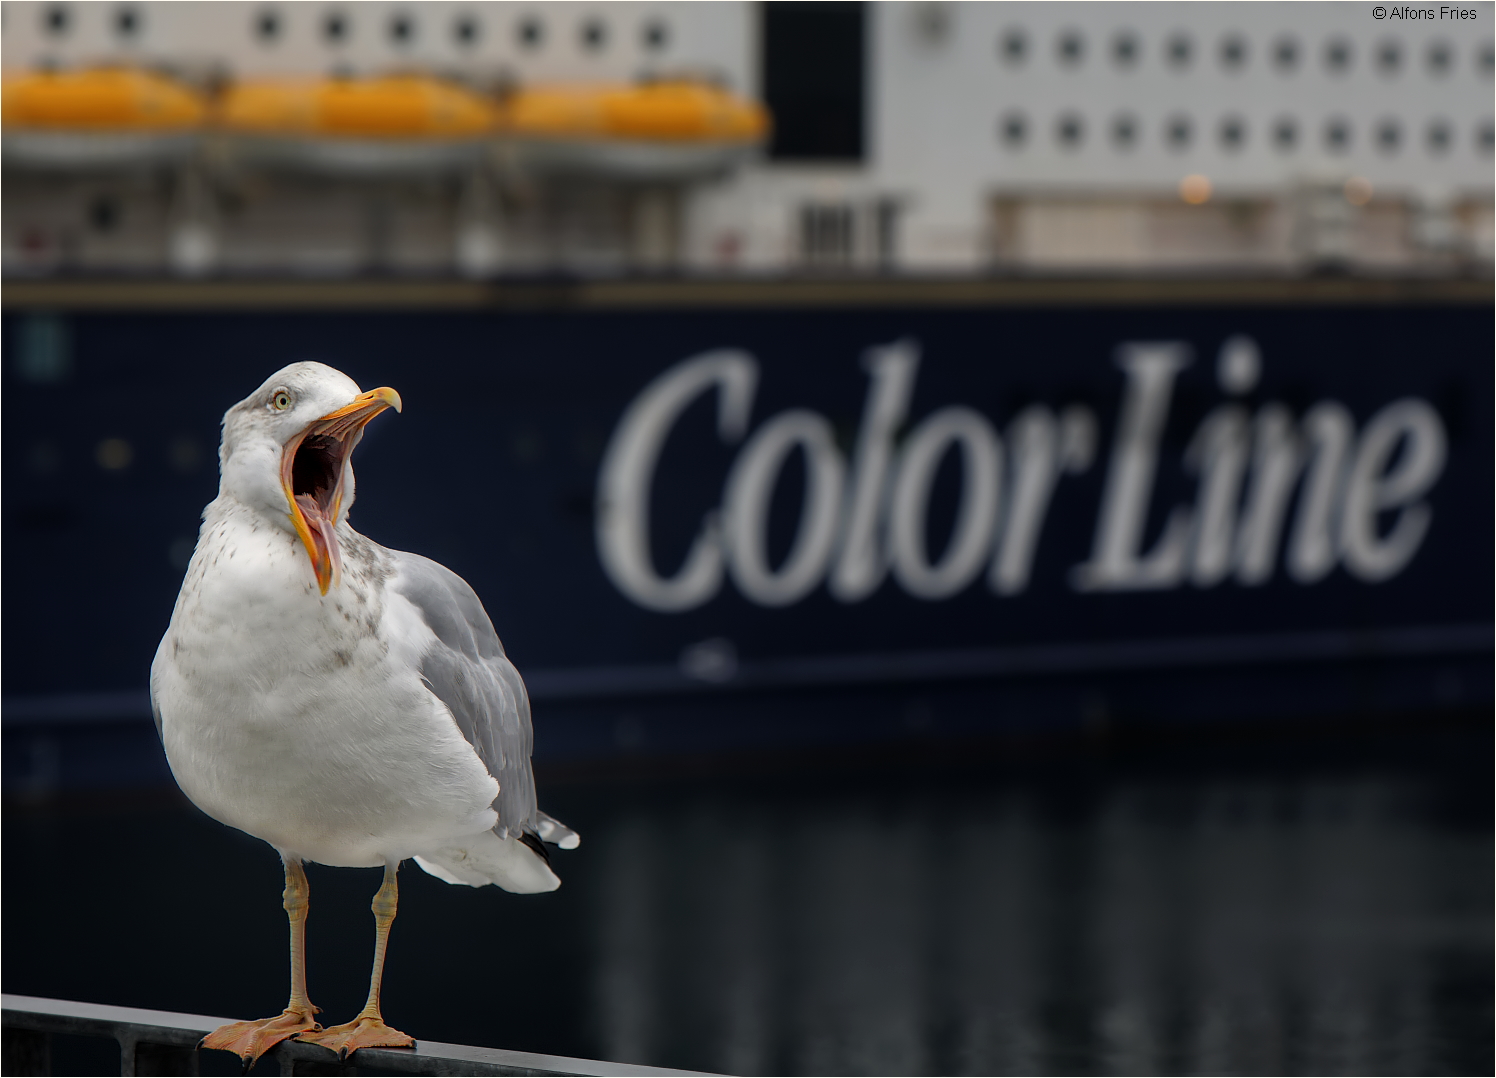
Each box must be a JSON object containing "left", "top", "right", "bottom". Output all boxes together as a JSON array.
[
  {"left": 1219, "top": 116, "right": 1246, "bottom": 150},
  {"left": 1273, "top": 117, "right": 1297, "bottom": 151},
  {"left": 762, "top": 2, "right": 865, "bottom": 162},
  {"left": 643, "top": 19, "right": 668, "bottom": 51},
  {"left": 1166, "top": 33, "right": 1192, "bottom": 69},
  {"left": 389, "top": 13, "right": 413, "bottom": 45},
  {"left": 999, "top": 28, "right": 1027, "bottom": 65},
  {"left": 1426, "top": 120, "right": 1451, "bottom": 154},
  {"left": 581, "top": 19, "right": 606, "bottom": 51},
  {"left": 1426, "top": 41, "right": 1452, "bottom": 75},
  {"left": 89, "top": 197, "right": 121, "bottom": 233},
  {"left": 324, "top": 12, "right": 347, "bottom": 42},
  {"left": 1057, "top": 30, "right": 1084, "bottom": 67},
  {"left": 1376, "top": 40, "right": 1401, "bottom": 75},
  {"left": 1055, "top": 112, "right": 1084, "bottom": 148},
  {"left": 44, "top": 6, "right": 68, "bottom": 35},
  {"left": 454, "top": 15, "right": 479, "bottom": 46},
  {"left": 1324, "top": 38, "right": 1352, "bottom": 74},
  {"left": 115, "top": 7, "right": 140, "bottom": 38},
  {"left": 999, "top": 112, "right": 1027, "bottom": 148},
  {"left": 1376, "top": 119, "right": 1401, "bottom": 153},
  {"left": 1166, "top": 114, "right": 1192, "bottom": 149},
  {"left": 1272, "top": 36, "right": 1298, "bottom": 72},
  {"left": 1111, "top": 113, "right": 1138, "bottom": 149},
  {"left": 799, "top": 203, "right": 854, "bottom": 266},
  {"left": 518, "top": 16, "right": 543, "bottom": 49},
  {"left": 1219, "top": 35, "right": 1247, "bottom": 71},
  {"left": 1478, "top": 122, "right": 1494, "bottom": 153},
  {"left": 1111, "top": 32, "right": 1138, "bottom": 68},
  {"left": 1324, "top": 118, "right": 1351, "bottom": 153},
  {"left": 257, "top": 10, "right": 280, "bottom": 42}
]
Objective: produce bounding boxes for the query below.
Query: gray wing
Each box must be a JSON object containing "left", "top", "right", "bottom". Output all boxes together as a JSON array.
[{"left": 389, "top": 549, "right": 539, "bottom": 839}]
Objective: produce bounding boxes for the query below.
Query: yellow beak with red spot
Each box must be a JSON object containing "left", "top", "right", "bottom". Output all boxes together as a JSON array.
[{"left": 280, "top": 386, "right": 402, "bottom": 594}]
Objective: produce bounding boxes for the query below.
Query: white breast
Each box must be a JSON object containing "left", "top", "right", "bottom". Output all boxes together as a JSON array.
[{"left": 151, "top": 499, "right": 499, "bottom": 867}]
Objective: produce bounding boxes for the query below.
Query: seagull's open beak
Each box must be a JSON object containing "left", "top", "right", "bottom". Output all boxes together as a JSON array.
[{"left": 281, "top": 387, "right": 402, "bottom": 594}]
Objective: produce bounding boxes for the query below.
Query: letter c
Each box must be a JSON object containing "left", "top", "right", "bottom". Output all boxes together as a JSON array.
[{"left": 595, "top": 351, "right": 758, "bottom": 612}]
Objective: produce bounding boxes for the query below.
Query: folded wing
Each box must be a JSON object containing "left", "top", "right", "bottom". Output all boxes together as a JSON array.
[{"left": 389, "top": 550, "right": 578, "bottom": 872}]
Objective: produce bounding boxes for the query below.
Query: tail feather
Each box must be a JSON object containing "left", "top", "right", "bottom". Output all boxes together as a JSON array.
[{"left": 414, "top": 830, "right": 559, "bottom": 893}]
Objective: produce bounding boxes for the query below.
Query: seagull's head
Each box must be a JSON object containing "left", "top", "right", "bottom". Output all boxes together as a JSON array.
[{"left": 220, "top": 362, "right": 401, "bottom": 594}]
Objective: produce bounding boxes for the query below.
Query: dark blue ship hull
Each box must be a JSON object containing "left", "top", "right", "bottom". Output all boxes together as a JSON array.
[{"left": 3, "top": 293, "right": 1491, "bottom": 788}]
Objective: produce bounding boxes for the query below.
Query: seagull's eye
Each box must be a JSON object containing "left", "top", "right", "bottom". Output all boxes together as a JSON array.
[{"left": 270, "top": 390, "right": 293, "bottom": 412}]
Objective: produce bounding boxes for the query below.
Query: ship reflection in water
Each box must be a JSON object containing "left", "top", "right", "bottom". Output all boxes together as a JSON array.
[
  {"left": 581, "top": 736, "right": 1490, "bottom": 1076},
  {"left": 3, "top": 727, "right": 1489, "bottom": 1076}
]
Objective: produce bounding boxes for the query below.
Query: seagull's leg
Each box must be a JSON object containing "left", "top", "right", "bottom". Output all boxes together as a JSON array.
[
  {"left": 200, "top": 854, "right": 322, "bottom": 1066},
  {"left": 298, "top": 860, "right": 416, "bottom": 1059}
]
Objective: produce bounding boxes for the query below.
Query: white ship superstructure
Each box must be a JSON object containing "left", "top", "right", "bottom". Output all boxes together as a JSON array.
[{"left": 3, "top": 1, "right": 1491, "bottom": 276}]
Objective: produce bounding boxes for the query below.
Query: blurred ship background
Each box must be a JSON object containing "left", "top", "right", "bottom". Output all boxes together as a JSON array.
[{"left": 3, "top": 4, "right": 1491, "bottom": 1075}]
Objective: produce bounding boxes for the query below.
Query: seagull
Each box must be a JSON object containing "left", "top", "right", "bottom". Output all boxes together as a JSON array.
[{"left": 150, "top": 361, "right": 578, "bottom": 1066}]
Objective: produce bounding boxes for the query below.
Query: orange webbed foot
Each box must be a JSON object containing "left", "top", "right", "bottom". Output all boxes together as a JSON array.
[
  {"left": 199, "top": 1007, "right": 321, "bottom": 1069},
  {"left": 297, "top": 1015, "right": 415, "bottom": 1060}
]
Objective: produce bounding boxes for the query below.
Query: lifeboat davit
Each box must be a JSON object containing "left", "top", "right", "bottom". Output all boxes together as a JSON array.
[
  {"left": 216, "top": 73, "right": 499, "bottom": 176},
  {"left": 499, "top": 79, "right": 769, "bottom": 180},
  {"left": 1, "top": 66, "right": 207, "bottom": 169}
]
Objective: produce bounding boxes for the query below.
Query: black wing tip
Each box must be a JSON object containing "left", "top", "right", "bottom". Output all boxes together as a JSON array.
[{"left": 518, "top": 829, "right": 552, "bottom": 867}]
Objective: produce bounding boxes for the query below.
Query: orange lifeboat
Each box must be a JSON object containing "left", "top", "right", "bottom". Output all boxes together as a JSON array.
[
  {"left": 1, "top": 66, "right": 207, "bottom": 168},
  {"left": 499, "top": 79, "right": 769, "bottom": 179},
  {"left": 216, "top": 73, "right": 500, "bottom": 175}
]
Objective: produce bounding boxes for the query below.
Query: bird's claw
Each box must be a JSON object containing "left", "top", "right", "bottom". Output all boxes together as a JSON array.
[
  {"left": 298, "top": 1015, "right": 415, "bottom": 1059},
  {"left": 199, "top": 1008, "right": 321, "bottom": 1070}
]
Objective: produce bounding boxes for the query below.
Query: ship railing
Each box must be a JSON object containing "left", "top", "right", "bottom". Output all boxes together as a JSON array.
[{"left": 1, "top": 994, "right": 709, "bottom": 1077}]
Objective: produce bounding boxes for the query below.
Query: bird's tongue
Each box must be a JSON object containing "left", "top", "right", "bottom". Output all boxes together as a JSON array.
[{"left": 295, "top": 493, "right": 343, "bottom": 590}]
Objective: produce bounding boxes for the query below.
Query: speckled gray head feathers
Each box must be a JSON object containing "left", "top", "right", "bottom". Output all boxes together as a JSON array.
[{"left": 217, "top": 362, "right": 367, "bottom": 532}]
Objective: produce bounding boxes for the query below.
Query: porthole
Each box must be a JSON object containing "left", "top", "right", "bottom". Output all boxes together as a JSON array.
[
  {"left": 1324, "top": 117, "right": 1351, "bottom": 153},
  {"left": 581, "top": 19, "right": 606, "bottom": 51},
  {"left": 1111, "top": 32, "right": 1139, "bottom": 68},
  {"left": 1272, "top": 117, "right": 1298, "bottom": 151},
  {"left": 256, "top": 10, "right": 280, "bottom": 42},
  {"left": 1272, "top": 36, "right": 1298, "bottom": 72},
  {"left": 1375, "top": 40, "right": 1401, "bottom": 75},
  {"left": 323, "top": 12, "right": 347, "bottom": 42},
  {"left": 518, "top": 16, "right": 543, "bottom": 49},
  {"left": 1478, "top": 122, "right": 1494, "bottom": 153},
  {"left": 1219, "top": 115, "right": 1246, "bottom": 151},
  {"left": 1166, "top": 114, "right": 1192, "bottom": 149},
  {"left": 643, "top": 19, "right": 668, "bottom": 51},
  {"left": 1376, "top": 118, "right": 1401, "bottom": 152},
  {"left": 1324, "top": 38, "right": 1352, "bottom": 74},
  {"left": 1166, "top": 33, "right": 1192, "bottom": 69},
  {"left": 999, "top": 27, "right": 1027, "bottom": 65},
  {"left": 999, "top": 112, "right": 1027, "bottom": 148},
  {"left": 1057, "top": 30, "right": 1084, "bottom": 67},
  {"left": 1426, "top": 120, "right": 1451, "bottom": 154},
  {"left": 1219, "top": 34, "right": 1247, "bottom": 71},
  {"left": 115, "top": 7, "right": 140, "bottom": 38},
  {"left": 1055, "top": 112, "right": 1084, "bottom": 148},
  {"left": 1427, "top": 40, "right": 1452, "bottom": 75},
  {"left": 389, "top": 13, "right": 413, "bottom": 45},
  {"left": 1111, "top": 113, "right": 1138, "bottom": 150},
  {"left": 43, "top": 5, "right": 68, "bottom": 35},
  {"left": 454, "top": 15, "right": 479, "bottom": 46}
]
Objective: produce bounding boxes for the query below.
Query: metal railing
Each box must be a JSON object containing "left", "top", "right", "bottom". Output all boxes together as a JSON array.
[{"left": 1, "top": 995, "right": 712, "bottom": 1077}]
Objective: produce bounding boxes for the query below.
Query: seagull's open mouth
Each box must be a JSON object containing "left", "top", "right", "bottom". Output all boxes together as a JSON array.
[{"left": 281, "top": 386, "right": 402, "bottom": 594}]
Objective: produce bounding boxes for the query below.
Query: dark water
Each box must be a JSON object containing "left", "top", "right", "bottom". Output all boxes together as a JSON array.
[{"left": 4, "top": 726, "right": 1490, "bottom": 1076}]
